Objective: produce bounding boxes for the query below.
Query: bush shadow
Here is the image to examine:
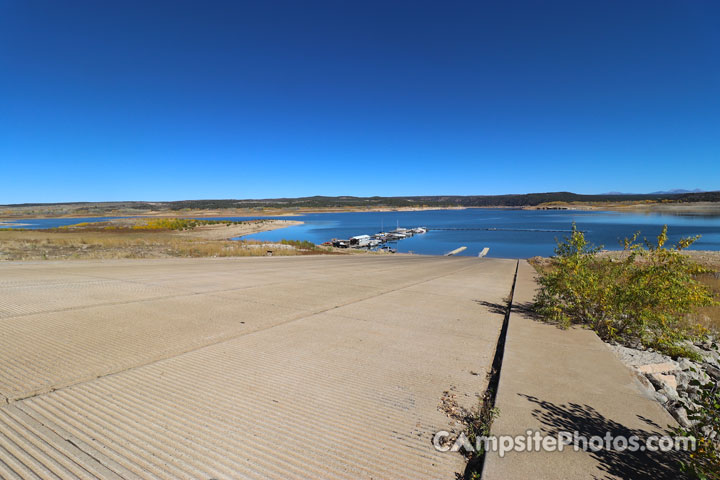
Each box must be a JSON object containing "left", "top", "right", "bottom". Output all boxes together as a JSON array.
[{"left": 519, "top": 393, "right": 690, "bottom": 480}]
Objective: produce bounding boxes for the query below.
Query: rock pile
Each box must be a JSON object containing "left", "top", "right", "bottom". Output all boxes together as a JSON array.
[{"left": 608, "top": 340, "right": 720, "bottom": 429}]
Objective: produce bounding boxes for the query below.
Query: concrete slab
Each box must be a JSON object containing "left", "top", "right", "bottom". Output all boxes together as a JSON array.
[{"left": 0, "top": 255, "right": 517, "bottom": 479}]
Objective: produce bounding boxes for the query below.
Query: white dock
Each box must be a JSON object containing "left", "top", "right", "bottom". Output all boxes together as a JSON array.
[{"left": 445, "top": 246, "right": 467, "bottom": 256}]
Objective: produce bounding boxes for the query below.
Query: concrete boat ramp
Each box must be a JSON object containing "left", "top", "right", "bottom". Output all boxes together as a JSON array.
[
  {"left": 0, "top": 256, "right": 682, "bottom": 479},
  {"left": 0, "top": 256, "right": 515, "bottom": 479}
]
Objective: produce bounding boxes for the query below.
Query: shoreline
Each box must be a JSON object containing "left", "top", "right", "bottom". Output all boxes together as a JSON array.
[
  {"left": 0, "top": 219, "right": 318, "bottom": 261},
  {"left": 0, "top": 205, "right": 474, "bottom": 220},
  {"left": 173, "top": 219, "right": 302, "bottom": 241},
  {"left": 524, "top": 201, "right": 720, "bottom": 215},
  {"left": 4, "top": 201, "right": 720, "bottom": 220}
]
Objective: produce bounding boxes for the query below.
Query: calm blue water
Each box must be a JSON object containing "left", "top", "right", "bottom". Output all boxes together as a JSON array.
[
  {"left": 0, "top": 217, "right": 125, "bottom": 229},
  {"left": 238, "top": 209, "right": 720, "bottom": 258},
  {"left": 4, "top": 210, "right": 720, "bottom": 258}
]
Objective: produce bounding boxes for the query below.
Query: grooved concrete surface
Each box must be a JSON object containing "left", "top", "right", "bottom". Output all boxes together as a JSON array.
[{"left": 0, "top": 256, "right": 517, "bottom": 479}]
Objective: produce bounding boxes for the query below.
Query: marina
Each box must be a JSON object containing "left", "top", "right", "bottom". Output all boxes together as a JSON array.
[
  {"left": 324, "top": 225, "right": 428, "bottom": 252},
  {"left": 324, "top": 225, "right": 477, "bottom": 256}
]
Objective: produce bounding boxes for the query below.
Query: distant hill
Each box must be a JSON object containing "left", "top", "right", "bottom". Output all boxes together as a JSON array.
[
  {"left": 601, "top": 189, "right": 705, "bottom": 195},
  {"left": 3, "top": 190, "right": 719, "bottom": 210},
  {"left": 157, "top": 191, "right": 720, "bottom": 209}
]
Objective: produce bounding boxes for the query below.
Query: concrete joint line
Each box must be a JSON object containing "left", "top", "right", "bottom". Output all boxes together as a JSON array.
[{"left": 469, "top": 259, "right": 519, "bottom": 478}]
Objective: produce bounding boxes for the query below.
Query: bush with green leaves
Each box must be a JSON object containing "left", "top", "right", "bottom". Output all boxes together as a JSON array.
[
  {"left": 677, "top": 378, "right": 720, "bottom": 480},
  {"left": 280, "top": 239, "right": 318, "bottom": 250},
  {"left": 534, "top": 224, "right": 717, "bottom": 357}
]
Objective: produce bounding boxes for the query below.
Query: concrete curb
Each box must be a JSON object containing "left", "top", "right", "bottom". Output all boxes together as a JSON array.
[{"left": 481, "top": 260, "right": 684, "bottom": 480}]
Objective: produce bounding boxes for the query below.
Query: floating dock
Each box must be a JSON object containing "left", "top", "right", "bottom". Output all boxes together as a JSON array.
[
  {"left": 445, "top": 246, "right": 467, "bottom": 256},
  {"left": 325, "top": 226, "right": 427, "bottom": 252}
]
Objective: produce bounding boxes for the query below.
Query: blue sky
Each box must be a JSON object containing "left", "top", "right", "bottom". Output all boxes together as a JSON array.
[{"left": 1, "top": 1, "right": 718, "bottom": 203}]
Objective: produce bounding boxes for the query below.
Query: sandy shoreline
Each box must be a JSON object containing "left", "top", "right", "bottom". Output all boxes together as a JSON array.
[
  {"left": 0, "top": 205, "right": 472, "bottom": 220},
  {"left": 524, "top": 201, "right": 720, "bottom": 215},
  {"left": 5, "top": 201, "right": 720, "bottom": 220},
  {"left": 0, "top": 219, "right": 315, "bottom": 261},
  {"left": 173, "top": 219, "right": 302, "bottom": 240}
]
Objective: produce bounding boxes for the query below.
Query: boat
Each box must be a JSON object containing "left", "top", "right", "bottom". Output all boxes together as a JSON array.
[
  {"left": 350, "top": 235, "right": 371, "bottom": 247},
  {"left": 331, "top": 239, "right": 349, "bottom": 248}
]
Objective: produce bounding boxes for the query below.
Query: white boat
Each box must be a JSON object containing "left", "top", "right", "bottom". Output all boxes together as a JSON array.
[{"left": 350, "top": 235, "right": 371, "bottom": 247}]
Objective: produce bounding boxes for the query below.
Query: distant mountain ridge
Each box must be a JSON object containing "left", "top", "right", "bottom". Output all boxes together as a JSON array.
[
  {"left": 649, "top": 189, "right": 704, "bottom": 195},
  {"left": 602, "top": 189, "right": 705, "bottom": 195},
  {"left": 3, "top": 190, "right": 720, "bottom": 209}
]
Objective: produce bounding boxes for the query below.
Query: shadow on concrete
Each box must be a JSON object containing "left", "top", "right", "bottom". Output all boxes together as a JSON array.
[
  {"left": 519, "top": 393, "right": 689, "bottom": 480},
  {"left": 513, "top": 300, "right": 599, "bottom": 332},
  {"left": 475, "top": 300, "right": 538, "bottom": 318},
  {"left": 510, "top": 301, "right": 538, "bottom": 317},
  {"left": 474, "top": 300, "right": 508, "bottom": 316}
]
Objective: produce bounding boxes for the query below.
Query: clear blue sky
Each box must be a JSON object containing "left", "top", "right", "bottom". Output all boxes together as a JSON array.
[{"left": 1, "top": 1, "right": 718, "bottom": 203}]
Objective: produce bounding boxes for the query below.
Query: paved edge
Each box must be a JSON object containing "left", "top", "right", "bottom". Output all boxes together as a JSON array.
[{"left": 481, "top": 260, "right": 683, "bottom": 480}]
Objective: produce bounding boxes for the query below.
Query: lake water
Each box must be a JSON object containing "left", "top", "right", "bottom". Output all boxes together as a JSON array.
[
  {"left": 5, "top": 210, "right": 720, "bottom": 258},
  {"left": 238, "top": 209, "right": 720, "bottom": 257},
  {"left": 0, "top": 217, "right": 125, "bottom": 229}
]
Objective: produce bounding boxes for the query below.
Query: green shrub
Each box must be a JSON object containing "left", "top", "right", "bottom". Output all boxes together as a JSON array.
[
  {"left": 132, "top": 218, "right": 245, "bottom": 231},
  {"left": 534, "top": 224, "right": 717, "bottom": 356},
  {"left": 133, "top": 218, "right": 199, "bottom": 230},
  {"left": 280, "top": 239, "right": 318, "bottom": 250}
]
